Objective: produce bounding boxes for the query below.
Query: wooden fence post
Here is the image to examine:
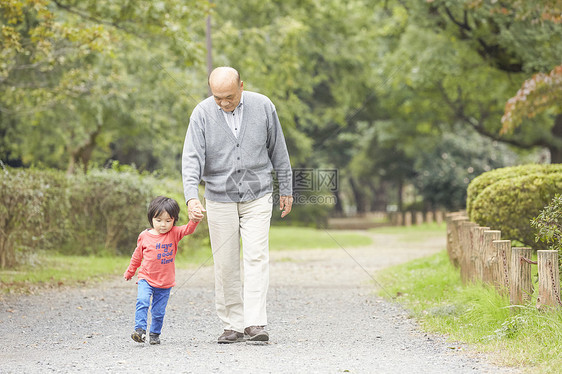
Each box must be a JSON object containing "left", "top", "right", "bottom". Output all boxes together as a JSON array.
[
  {"left": 492, "top": 240, "right": 511, "bottom": 294},
  {"left": 395, "top": 212, "right": 403, "bottom": 226},
  {"left": 448, "top": 215, "right": 469, "bottom": 268},
  {"left": 435, "top": 210, "right": 443, "bottom": 225},
  {"left": 472, "top": 226, "right": 490, "bottom": 283},
  {"left": 415, "top": 211, "right": 424, "bottom": 225},
  {"left": 426, "top": 211, "right": 434, "bottom": 224},
  {"left": 537, "top": 250, "right": 562, "bottom": 310},
  {"left": 404, "top": 211, "right": 412, "bottom": 227},
  {"left": 459, "top": 221, "right": 478, "bottom": 285},
  {"left": 482, "top": 230, "right": 501, "bottom": 284},
  {"left": 510, "top": 247, "right": 534, "bottom": 306}
]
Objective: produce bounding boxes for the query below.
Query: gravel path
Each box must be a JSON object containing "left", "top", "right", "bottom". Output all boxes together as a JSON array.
[{"left": 0, "top": 231, "right": 520, "bottom": 373}]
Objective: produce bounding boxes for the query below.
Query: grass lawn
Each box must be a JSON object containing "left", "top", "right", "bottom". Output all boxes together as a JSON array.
[
  {"left": 0, "top": 254, "right": 131, "bottom": 294},
  {"left": 369, "top": 221, "right": 446, "bottom": 242},
  {"left": 377, "top": 250, "right": 562, "bottom": 374},
  {"left": 0, "top": 225, "right": 371, "bottom": 294},
  {"left": 269, "top": 225, "right": 372, "bottom": 250}
]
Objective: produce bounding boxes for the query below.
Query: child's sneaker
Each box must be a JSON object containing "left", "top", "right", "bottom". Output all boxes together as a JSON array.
[
  {"left": 149, "top": 333, "right": 160, "bottom": 345},
  {"left": 131, "top": 328, "right": 146, "bottom": 343}
]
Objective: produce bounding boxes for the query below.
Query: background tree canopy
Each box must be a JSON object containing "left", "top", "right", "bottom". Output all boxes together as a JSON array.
[{"left": 1, "top": 0, "right": 560, "bottom": 213}]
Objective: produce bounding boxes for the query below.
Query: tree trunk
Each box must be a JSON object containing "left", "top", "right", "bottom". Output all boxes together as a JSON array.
[
  {"left": 368, "top": 180, "right": 388, "bottom": 212},
  {"left": 397, "top": 180, "right": 404, "bottom": 212},
  {"left": 66, "top": 123, "right": 102, "bottom": 175},
  {"left": 332, "top": 189, "right": 344, "bottom": 217},
  {"left": 549, "top": 114, "right": 562, "bottom": 163},
  {"left": 0, "top": 233, "right": 15, "bottom": 269},
  {"left": 349, "top": 177, "right": 366, "bottom": 215}
]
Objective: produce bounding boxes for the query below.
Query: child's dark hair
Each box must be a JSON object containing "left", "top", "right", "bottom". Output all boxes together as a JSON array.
[{"left": 147, "top": 196, "right": 180, "bottom": 227}]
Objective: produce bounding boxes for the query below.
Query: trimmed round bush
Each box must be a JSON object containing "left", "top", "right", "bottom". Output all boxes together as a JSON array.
[
  {"left": 470, "top": 172, "right": 562, "bottom": 250},
  {"left": 466, "top": 164, "right": 562, "bottom": 216}
]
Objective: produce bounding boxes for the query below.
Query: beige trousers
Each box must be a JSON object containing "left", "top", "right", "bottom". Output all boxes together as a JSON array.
[{"left": 205, "top": 193, "right": 272, "bottom": 333}]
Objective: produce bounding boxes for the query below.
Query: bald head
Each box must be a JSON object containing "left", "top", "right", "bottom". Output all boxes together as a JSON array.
[
  {"left": 209, "top": 67, "right": 244, "bottom": 112},
  {"left": 209, "top": 67, "right": 241, "bottom": 88}
]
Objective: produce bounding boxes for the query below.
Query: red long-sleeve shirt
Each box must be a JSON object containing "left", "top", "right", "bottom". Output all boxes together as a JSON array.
[{"left": 124, "top": 221, "right": 199, "bottom": 288}]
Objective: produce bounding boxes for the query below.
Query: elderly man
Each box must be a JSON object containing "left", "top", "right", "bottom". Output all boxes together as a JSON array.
[{"left": 182, "top": 67, "right": 293, "bottom": 343}]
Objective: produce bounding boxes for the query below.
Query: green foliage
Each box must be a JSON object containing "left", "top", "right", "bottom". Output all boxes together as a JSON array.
[
  {"left": 414, "top": 129, "right": 518, "bottom": 211},
  {"left": 271, "top": 189, "right": 335, "bottom": 228},
  {"left": 0, "top": 0, "right": 208, "bottom": 173},
  {"left": 532, "top": 194, "right": 562, "bottom": 272},
  {"left": 65, "top": 169, "right": 154, "bottom": 255},
  {"left": 469, "top": 166, "right": 562, "bottom": 249},
  {"left": 0, "top": 168, "right": 69, "bottom": 268},
  {"left": 466, "top": 163, "right": 562, "bottom": 215},
  {"left": 2, "top": 0, "right": 560, "bottom": 219}
]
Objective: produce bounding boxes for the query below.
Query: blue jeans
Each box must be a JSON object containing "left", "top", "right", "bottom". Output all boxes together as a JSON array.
[{"left": 134, "top": 279, "right": 171, "bottom": 335}]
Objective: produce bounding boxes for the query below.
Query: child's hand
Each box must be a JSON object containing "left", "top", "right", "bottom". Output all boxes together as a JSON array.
[
  {"left": 187, "top": 199, "right": 206, "bottom": 222},
  {"left": 124, "top": 274, "right": 132, "bottom": 281}
]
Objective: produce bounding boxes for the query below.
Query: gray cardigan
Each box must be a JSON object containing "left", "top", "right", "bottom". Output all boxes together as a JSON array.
[{"left": 182, "top": 91, "right": 293, "bottom": 203}]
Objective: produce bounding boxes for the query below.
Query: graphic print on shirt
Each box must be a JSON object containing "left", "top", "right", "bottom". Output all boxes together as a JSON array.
[{"left": 156, "top": 242, "right": 174, "bottom": 264}]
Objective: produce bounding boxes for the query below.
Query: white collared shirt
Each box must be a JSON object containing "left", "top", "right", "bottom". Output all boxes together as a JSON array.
[{"left": 219, "top": 92, "right": 244, "bottom": 138}]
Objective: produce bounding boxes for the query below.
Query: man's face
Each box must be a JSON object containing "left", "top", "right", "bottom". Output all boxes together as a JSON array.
[{"left": 211, "top": 80, "right": 243, "bottom": 112}]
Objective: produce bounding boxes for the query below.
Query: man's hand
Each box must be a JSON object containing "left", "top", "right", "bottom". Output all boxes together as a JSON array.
[
  {"left": 279, "top": 195, "right": 293, "bottom": 218},
  {"left": 187, "top": 198, "right": 206, "bottom": 222}
]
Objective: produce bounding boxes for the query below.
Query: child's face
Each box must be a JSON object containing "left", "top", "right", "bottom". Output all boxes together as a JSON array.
[{"left": 152, "top": 211, "right": 174, "bottom": 234}]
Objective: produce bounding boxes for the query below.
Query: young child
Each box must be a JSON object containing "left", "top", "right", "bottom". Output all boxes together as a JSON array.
[{"left": 124, "top": 196, "right": 201, "bottom": 345}]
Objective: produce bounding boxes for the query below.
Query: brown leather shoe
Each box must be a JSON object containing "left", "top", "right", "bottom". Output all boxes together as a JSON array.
[
  {"left": 244, "top": 325, "right": 269, "bottom": 342},
  {"left": 217, "top": 330, "right": 244, "bottom": 344}
]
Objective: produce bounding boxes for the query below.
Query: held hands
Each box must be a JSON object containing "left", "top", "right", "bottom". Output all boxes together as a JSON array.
[
  {"left": 279, "top": 195, "right": 293, "bottom": 218},
  {"left": 187, "top": 199, "right": 206, "bottom": 222},
  {"left": 188, "top": 197, "right": 289, "bottom": 219}
]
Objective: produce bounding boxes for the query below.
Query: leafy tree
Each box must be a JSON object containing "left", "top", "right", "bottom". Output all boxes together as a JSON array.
[
  {"left": 0, "top": 0, "right": 209, "bottom": 173},
  {"left": 397, "top": 0, "right": 562, "bottom": 161},
  {"left": 413, "top": 127, "right": 519, "bottom": 210}
]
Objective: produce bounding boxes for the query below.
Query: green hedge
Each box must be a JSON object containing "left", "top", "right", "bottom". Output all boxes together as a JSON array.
[
  {"left": 0, "top": 169, "right": 69, "bottom": 268},
  {"left": 469, "top": 167, "right": 562, "bottom": 250},
  {"left": 0, "top": 167, "right": 207, "bottom": 268},
  {"left": 466, "top": 164, "right": 562, "bottom": 217},
  {"left": 65, "top": 170, "right": 155, "bottom": 255}
]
